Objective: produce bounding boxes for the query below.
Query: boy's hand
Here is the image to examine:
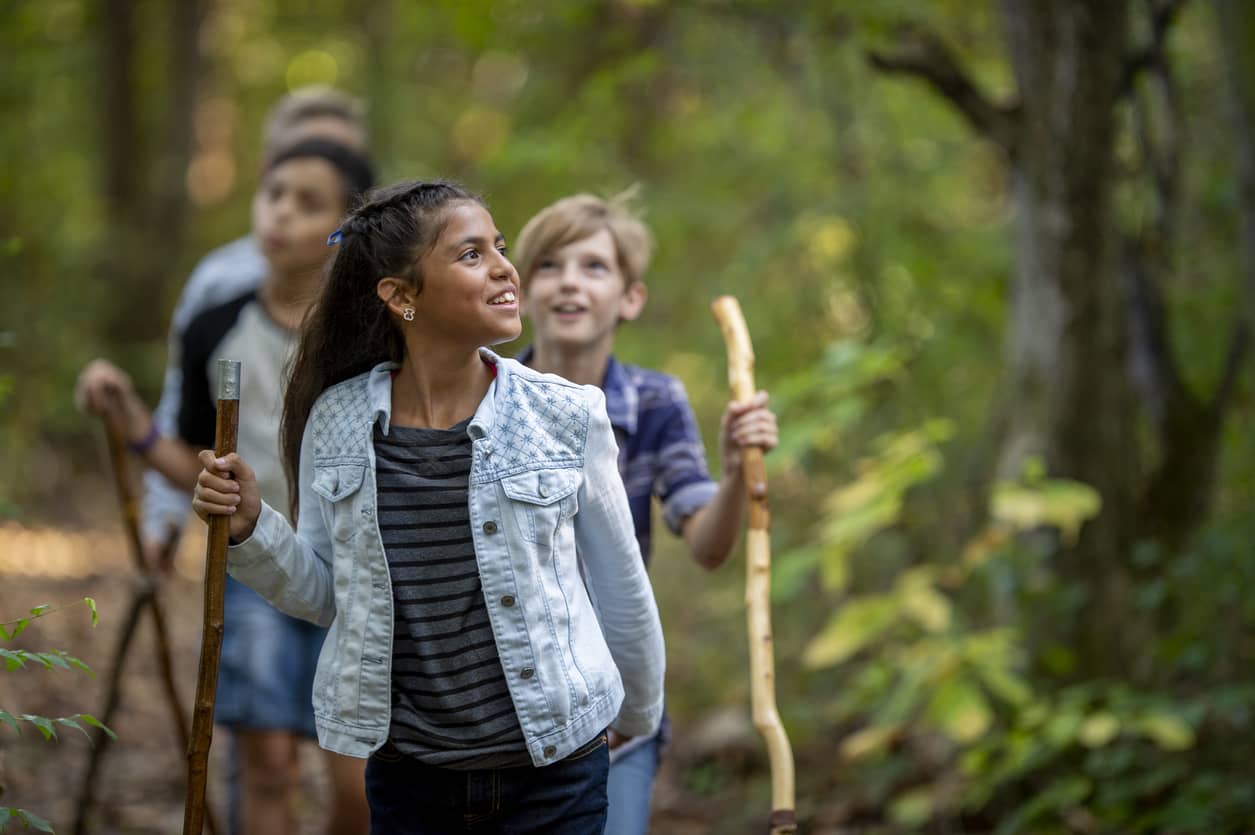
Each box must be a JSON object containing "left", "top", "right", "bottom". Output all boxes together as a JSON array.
[
  {"left": 719, "top": 391, "right": 778, "bottom": 495},
  {"left": 192, "top": 450, "right": 261, "bottom": 543},
  {"left": 75, "top": 359, "right": 155, "bottom": 442}
]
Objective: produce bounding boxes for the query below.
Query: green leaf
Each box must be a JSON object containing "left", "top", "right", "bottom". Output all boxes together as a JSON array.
[
  {"left": 0, "top": 709, "right": 21, "bottom": 734},
  {"left": 19, "top": 715, "right": 56, "bottom": 741},
  {"left": 8, "top": 619, "right": 30, "bottom": 640},
  {"left": 991, "top": 478, "right": 1102, "bottom": 545},
  {"left": 15, "top": 807, "right": 56, "bottom": 832},
  {"left": 1, "top": 648, "right": 27, "bottom": 671},
  {"left": 888, "top": 787, "right": 934, "bottom": 826},
  {"left": 36, "top": 652, "right": 71, "bottom": 671},
  {"left": 28, "top": 604, "right": 51, "bottom": 617},
  {"left": 84, "top": 597, "right": 98, "bottom": 627},
  {"left": 1136, "top": 712, "right": 1195, "bottom": 751},
  {"left": 54, "top": 717, "right": 90, "bottom": 739},
  {"left": 1078, "top": 711, "right": 1121, "bottom": 748},
  {"left": 66, "top": 655, "right": 94, "bottom": 677},
  {"left": 79, "top": 714, "right": 116, "bottom": 740},
  {"left": 927, "top": 677, "right": 992, "bottom": 744},
  {"left": 802, "top": 595, "right": 898, "bottom": 668}
]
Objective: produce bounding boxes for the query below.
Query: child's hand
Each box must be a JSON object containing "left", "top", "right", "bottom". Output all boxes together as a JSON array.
[
  {"left": 75, "top": 359, "right": 155, "bottom": 447},
  {"left": 75, "top": 359, "right": 136, "bottom": 415},
  {"left": 719, "top": 391, "right": 778, "bottom": 494},
  {"left": 192, "top": 449, "right": 262, "bottom": 542}
]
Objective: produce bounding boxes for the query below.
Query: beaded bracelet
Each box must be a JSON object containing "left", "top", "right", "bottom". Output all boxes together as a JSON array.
[{"left": 128, "top": 423, "right": 161, "bottom": 455}]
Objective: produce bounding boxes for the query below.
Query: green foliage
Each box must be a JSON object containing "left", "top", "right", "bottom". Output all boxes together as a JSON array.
[
  {"left": 1, "top": 599, "right": 113, "bottom": 833},
  {"left": 768, "top": 332, "right": 1255, "bottom": 832}
]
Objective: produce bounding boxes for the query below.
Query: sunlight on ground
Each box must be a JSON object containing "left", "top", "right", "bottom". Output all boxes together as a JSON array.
[{"left": 0, "top": 521, "right": 209, "bottom": 580}]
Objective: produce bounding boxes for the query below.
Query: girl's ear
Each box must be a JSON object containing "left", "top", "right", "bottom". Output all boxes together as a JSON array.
[
  {"left": 376, "top": 277, "right": 415, "bottom": 318},
  {"left": 618, "top": 280, "right": 647, "bottom": 323}
]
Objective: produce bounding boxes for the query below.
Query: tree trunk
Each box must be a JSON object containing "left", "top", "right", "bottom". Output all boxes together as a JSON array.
[{"left": 997, "top": 0, "right": 1135, "bottom": 674}]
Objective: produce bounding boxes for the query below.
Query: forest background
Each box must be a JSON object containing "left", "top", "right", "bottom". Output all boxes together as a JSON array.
[{"left": 2, "top": 1, "right": 1254, "bottom": 832}]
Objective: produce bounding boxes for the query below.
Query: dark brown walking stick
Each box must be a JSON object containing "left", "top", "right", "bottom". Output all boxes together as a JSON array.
[
  {"left": 711, "top": 296, "right": 797, "bottom": 834},
  {"left": 75, "top": 407, "right": 220, "bottom": 835},
  {"left": 183, "top": 359, "right": 240, "bottom": 835}
]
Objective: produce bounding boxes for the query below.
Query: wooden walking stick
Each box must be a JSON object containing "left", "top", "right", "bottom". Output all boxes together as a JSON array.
[
  {"left": 183, "top": 359, "right": 240, "bottom": 835},
  {"left": 711, "top": 296, "right": 797, "bottom": 835},
  {"left": 76, "top": 406, "right": 220, "bottom": 835}
]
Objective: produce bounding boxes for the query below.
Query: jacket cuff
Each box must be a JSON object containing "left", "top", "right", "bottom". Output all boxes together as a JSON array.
[
  {"left": 611, "top": 697, "right": 665, "bottom": 739},
  {"left": 226, "top": 501, "right": 283, "bottom": 569}
]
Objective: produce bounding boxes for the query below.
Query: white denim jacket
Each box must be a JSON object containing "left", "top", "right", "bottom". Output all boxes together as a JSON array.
[{"left": 227, "top": 349, "right": 665, "bottom": 765}]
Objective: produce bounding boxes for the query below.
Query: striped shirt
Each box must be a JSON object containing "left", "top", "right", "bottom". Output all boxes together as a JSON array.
[{"left": 374, "top": 418, "right": 529, "bottom": 769}]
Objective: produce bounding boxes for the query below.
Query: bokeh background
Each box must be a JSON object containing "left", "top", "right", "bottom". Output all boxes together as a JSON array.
[{"left": 3, "top": 1, "right": 1255, "bottom": 832}]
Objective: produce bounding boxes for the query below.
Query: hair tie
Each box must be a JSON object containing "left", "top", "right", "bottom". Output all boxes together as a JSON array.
[{"left": 327, "top": 229, "right": 343, "bottom": 246}]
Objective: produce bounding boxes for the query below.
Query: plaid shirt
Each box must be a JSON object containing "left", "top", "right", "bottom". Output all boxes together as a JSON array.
[{"left": 518, "top": 349, "right": 717, "bottom": 565}]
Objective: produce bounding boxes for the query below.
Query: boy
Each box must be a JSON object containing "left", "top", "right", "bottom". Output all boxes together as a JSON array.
[
  {"left": 77, "top": 139, "right": 375, "bottom": 835},
  {"left": 511, "top": 192, "right": 778, "bottom": 835}
]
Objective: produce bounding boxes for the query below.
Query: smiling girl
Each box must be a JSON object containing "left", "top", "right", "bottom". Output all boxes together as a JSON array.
[{"left": 191, "top": 179, "right": 665, "bottom": 834}]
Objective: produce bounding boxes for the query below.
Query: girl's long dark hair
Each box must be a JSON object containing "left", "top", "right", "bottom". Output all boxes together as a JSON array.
[{"left": 281, "top": 179, "right": 483, "bottom": 518}]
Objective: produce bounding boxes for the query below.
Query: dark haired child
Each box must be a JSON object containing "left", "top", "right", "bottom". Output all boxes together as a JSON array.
[
  {"left": 77, "top": 139, "right": 376, "bottom": 835},
  {"left": 191, "top": 179, "right": 665, "bottom": 834}
]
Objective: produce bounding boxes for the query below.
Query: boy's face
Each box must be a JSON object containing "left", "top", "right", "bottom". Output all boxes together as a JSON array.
[
  {"left": 522, "top": 228, "right": 645, "bottom": 354},
  {"left": 252, "top": 157, "right": 345, "bottom": 276}
]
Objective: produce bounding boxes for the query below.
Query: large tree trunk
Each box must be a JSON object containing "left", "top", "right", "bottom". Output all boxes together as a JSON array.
[{"left": 997, "top": 0, "right": 1136, "bottom": 674}]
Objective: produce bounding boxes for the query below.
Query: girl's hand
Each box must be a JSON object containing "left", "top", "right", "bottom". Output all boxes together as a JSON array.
[
  {"left": 718, "top": 391, "right": 778, "bottom": 493},
  {"left": 192, "top": 449, "right": 262, "bottom": 542}
]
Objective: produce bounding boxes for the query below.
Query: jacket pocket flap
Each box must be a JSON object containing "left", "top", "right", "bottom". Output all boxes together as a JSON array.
[
  {"left": 311, "top": 462, "right": 366, "bottom": 502},
  {"left": 500, "top": 468, "right": 579, "bottom": 506}
]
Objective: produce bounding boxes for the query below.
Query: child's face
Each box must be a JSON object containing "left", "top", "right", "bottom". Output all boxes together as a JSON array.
[
  {"left": 411, "top": 201, "right": 521, "bottom": 348},
  {"left": 252, "top": 157, "right": 346, "bottom": 276},
  {"left": 522, "top": 229, "right": 645, "bottom": 353}
]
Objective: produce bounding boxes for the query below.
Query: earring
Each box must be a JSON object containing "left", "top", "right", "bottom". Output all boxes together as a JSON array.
[{"left": 403, "top": 307, "right": 415, "bottom": 322}]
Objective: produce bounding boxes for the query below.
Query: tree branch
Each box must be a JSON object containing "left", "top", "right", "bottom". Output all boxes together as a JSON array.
[
  {"left": 1212, "top": 321, "right": 1249, "bottom": 415},
  {"left": 866, "top": 25, "right": 1018, "bottom": 155}
]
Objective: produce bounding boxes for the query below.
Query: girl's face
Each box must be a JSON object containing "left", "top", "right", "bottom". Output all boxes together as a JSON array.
[
  {"left": 252, "top": 157, "right": 345, "bottom": 276},
  {"left": 410, "top": 201, "right": 521, "bottom": 348},
  {"left": 521, "top": 228, "right": 645, "bottom": 354}
]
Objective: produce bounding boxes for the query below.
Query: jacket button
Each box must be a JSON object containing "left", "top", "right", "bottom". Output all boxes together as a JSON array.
[
  {"left": 520, "top": 667, "right": 534, "bottom": 679},
  {"left": 501, "top": 595, "right": 515, "bottom": 607},
  {"left": 538, "top": 483, "right": 550, "bottom": 498},
  {"left": 543, "top": 745, "right": 556, "bottom": 758},
  {"left": 483, "top": 521, "right": 498, "bottom": 534}
]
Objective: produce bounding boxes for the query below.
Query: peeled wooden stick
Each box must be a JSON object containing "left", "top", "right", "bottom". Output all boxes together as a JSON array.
[
  {"left": 183, "top": 359, "right": 240, "bottom": 835},
  {"left": 711, "top": 296, "right": 797, "bottom": 835}
]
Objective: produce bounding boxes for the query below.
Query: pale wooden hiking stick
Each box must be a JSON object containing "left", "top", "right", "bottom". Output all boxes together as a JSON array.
[
  {"left": 75, "top": 404, "right": 220, "bottom": 835},
  {"left": 183, "top": 360, "right": 240, "bottom": 835},
  {"left": 711, "top": 296, "right": 797, "bottom": 835}
]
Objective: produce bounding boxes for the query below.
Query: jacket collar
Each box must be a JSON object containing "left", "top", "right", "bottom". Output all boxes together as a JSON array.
[{"left": 366, "top": 347, "right": 507, "bottom": 440}]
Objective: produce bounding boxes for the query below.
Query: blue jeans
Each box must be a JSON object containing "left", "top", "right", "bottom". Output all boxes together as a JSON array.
[
  {"left": 365, "top": 732, "right": 609, "bottom": 834},
  {"left": 605, "top": 734, "right": 660, "bottom": 835},
  {"left": 217, "top": 575, "right": 325, "bottom": 735}
]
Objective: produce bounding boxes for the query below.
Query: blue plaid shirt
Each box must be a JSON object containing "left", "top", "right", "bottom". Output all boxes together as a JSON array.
[{"left": 518, "top": 349, "right": 718, "bottom": 565}]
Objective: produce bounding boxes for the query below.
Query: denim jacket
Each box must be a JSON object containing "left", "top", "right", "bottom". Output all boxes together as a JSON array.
[{"left": 227, "top": 349, "right": 666, "bottom": 765}]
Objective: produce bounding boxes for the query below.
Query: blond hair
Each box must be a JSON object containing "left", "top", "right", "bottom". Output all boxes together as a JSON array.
[
  {"left": 513, "top": 189, "right": 653, "bottom": 287},
  {"left": 262, "top": 86, "right": 367, "bottom": 157}
]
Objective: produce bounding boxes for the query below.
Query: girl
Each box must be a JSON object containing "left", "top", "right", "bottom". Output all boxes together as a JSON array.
[
  {"left": 191, "top": 180, "right": 666, "bottom": 834},
  {"left": 76, "top": 138, "right": 376, "bottom": 834}
]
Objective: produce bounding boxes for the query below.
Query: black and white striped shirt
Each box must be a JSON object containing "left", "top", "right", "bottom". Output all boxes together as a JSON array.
[{"left": 374, "top": 418, "right": 528, "bottom": 769}]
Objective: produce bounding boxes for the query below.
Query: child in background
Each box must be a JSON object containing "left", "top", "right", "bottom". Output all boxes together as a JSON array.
[
  {"left": 191, "top": 179, "right": 666, "bottom": 834},
  {"left": 77, "top": 139, "right": 376, "bottom": 835},
  {"left": 511, "top": 191, "right": 779, "bottom": 835}
]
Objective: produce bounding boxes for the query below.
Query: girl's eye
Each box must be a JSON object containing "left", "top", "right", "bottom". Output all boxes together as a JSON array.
[
  {"left": 460, "top": 249, "right": 481, "bottom": 262},
  {"left": 587, "top": 260, "right": 607, "bottom": 273},
  {"left": 497, "top": 244, "right": 509, "bottom": 257},
  {"left": 535, "top": 259, "right": 557, "bottom": 272}
]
